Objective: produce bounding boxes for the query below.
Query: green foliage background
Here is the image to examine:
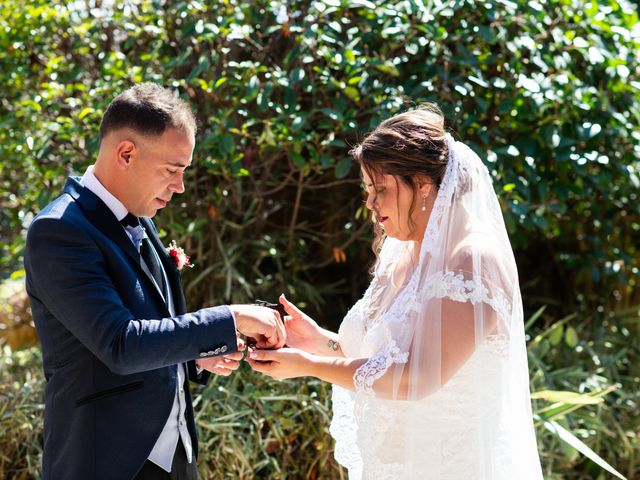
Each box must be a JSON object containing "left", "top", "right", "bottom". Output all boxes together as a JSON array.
[{"left": 1, "top": 0, "right": 639, "bottom": 478}]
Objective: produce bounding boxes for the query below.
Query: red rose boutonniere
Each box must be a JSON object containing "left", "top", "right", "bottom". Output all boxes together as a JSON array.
[{"left": 167, "top": 240, "right": 194, "bottom": 270}]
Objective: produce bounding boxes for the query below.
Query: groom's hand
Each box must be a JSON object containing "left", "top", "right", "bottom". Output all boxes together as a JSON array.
[{"left": 229, "top": 304, "right": 286, "bottom": 349}]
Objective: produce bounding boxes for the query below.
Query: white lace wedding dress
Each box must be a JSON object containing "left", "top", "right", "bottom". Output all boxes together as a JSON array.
[{"left": 329, "top": 136, "right": 543, "bottom": 479}]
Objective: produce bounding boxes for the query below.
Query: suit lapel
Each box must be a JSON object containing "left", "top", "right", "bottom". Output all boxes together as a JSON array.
[
  {"left": 138, "top": 246, "right": 167, "bottom": 304},
  {"left": 140, "top": 217, "right": 187, "bottom": 315},
  {"left": 65, "top": 177, "right": 169, "bottom": 312},
  {"left": 65, "top": 177, "right": 141, "bottom": 266}
]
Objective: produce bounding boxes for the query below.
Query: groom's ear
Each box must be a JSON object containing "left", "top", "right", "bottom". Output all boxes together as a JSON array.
[{"left": 115, "top": 139, "right": 137, "bottom": 170}]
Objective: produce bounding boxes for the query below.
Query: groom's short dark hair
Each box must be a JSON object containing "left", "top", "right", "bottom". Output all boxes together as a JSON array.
[{"left": 99, "top": 83, "right": 197, "bottom": 141}]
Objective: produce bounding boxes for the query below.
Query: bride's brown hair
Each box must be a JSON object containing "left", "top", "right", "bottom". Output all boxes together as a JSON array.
[{"left": 350, "top": 103, "right": 449, "bottom": 258}]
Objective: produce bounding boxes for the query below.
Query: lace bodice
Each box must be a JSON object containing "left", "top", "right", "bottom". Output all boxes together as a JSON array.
[{"left": 332, "top": 293, "right": 509, "bottom": 480}]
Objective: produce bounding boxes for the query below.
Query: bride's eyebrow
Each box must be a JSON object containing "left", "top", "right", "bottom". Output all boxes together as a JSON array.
[{"left": 361, "top": 177, "right": 385, "bottom": 189}]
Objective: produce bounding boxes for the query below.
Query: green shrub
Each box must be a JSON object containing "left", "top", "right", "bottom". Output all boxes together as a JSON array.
[
  {"left": 527, "top": 306, "right": 640, "bottom": 479},
  {"left": 2, "top": 0, "right": 639, "bottom": 315},
  {"left": 0, "top": 341, "right": 344, "bottom": 479},
  {"left": 0, "top": 345, "right": 43, "bottom": 479},
  {"left": 3, "top": 309, "right": 638, "bottom": 480},
  {"left": 194, "top": 367, "right": 340, "bottom": 479}
]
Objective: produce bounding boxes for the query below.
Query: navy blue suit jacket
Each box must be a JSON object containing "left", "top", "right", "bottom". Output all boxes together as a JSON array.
[{"left": 24, "top": 177, "right": 237, "bottom": 480}]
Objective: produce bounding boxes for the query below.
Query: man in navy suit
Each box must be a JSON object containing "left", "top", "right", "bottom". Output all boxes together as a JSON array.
[{"left": 24, "top": 83, "right": 285, "bottom": 479}]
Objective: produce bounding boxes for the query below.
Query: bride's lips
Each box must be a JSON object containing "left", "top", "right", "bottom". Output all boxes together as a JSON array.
[{"left": 378, "top": 216, "right": 389, "bottom": 223}]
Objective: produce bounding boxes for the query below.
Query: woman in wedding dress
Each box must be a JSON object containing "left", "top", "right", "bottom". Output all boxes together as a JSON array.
[{"left": 248, "top": 104, "right": 543, "bottom": 479}]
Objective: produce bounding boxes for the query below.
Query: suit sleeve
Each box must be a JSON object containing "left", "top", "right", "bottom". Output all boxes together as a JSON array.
[{"left": 25, "top": 216, "right": 238, "bottom": 376}]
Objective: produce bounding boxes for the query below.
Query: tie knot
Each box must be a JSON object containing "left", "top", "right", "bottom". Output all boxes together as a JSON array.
[{"left": 121, "top": 213, "right": 139, "bottom": 228}]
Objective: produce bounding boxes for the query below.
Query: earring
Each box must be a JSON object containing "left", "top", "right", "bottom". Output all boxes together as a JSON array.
[{"left": 421, "top": 193, "right": 427, "bottom": 212}]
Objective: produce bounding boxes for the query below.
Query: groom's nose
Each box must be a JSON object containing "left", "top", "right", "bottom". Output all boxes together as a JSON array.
[{"left": 169, "top": 174, "right": 185, "bottom": 194}]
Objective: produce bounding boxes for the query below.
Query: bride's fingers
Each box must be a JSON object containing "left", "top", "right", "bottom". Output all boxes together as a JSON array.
[
  {"left": 246, "top": 357, "right": 275, "bottom": 376},
  {"left": 248, "top": 348, "right": 284, "bottom": 363},
  {"left": 222, "top": 351, "right": 243, "bottom": 362},
  {"left": 279, "top": 293, "right": 302, "bottom": 317}
]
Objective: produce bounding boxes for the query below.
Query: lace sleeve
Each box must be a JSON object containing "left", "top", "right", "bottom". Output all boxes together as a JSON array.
[
  {"left": 425, "top": 270, "right": 511, "bottom": 324},
  {"left": 353, "top": 341, "right": 408, "bottom": 395}
]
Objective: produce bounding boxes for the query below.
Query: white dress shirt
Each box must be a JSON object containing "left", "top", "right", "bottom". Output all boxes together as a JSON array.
[{"left": 81, "top": 166, "right": 192, "bottom": 472}]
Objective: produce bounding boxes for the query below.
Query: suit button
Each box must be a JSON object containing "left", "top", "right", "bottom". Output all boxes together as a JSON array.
[
  {"left": 213, "top": 348, "right": 221, "bottom": 355},
  {"left": 207, "top": 350, "right": 214, "bottom": 355},
  {"left": 220, "top": 345, "right": 228, "bottom": 353},
  {"left": 199, "top": 352, "right": 207, "bottom": 358}
]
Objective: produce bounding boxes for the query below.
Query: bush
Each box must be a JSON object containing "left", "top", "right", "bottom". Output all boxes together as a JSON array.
[
  {"left": 0, "top": 342, "right": 343, "bottom": 479},
  {"left": 2, "top": 0, "right": 639, "bottom": 315},
  {"left": 527, "top": 306, "right": 640, "bottom": 479},
  {"left": 3, "top": 310, "right": 638, "bottom": 479},
  {"left": 0, "top": 345, "right": 43, "bottom": 479},
  {"left": 1, "top": 0, "right": 638, "bottom": 478}
]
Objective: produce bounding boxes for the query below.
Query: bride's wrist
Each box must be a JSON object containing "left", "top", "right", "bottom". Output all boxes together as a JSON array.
[
  {"left": 313, "top": 328, "right": 341, "bottom": 356},
  {"left": 303, "top": 352, "right": 322, "bottom": 378}
]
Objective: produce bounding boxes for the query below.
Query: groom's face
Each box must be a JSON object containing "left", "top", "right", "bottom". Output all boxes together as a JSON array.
[{"left": 124, "top": 127, "right": 195, "bottom": 217}]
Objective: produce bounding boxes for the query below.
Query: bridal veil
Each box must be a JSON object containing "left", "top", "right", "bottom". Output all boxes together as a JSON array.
[{"left": 330, "top": 132, "right": 543, "bottom": 479}]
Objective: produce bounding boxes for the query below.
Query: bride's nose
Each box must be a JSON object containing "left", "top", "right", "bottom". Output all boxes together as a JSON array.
[{"left": 365, "top": 192, "right": 376, "bottom": 211}]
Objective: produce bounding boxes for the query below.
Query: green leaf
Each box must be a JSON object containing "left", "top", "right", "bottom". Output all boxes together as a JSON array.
[
  {"left": 290, "top": 68, "right": 305, "bottom": 84},
  {"left": 374, "top": 61, "right": 400, "bottom": 77},
  {"left": 290, "top": 151, "right": 306, "bottom": 168},
  {"left": 344, "top": 87, "right": 360, "bottom": 102},
  {"left": 565, "top": 326, "right": 579, "bottom": 348},
  {"left": 524, "top": 305, "right": 546, "bottom": 331},
  {"left": 549, "top": 323, "right": 564, "bottom": 346},
  {"left": 187, "top": 54, "right": 210, "bottom": 82},
  {"left": 77, "top": 107, "right": 93, "bottom": 119},
  {"left": 334, "top": 157, "right": 351, "bottom": 178},
  {"left": 219, "top": 134, "right": 234, "bottom": 155},
  {"left": 9, "top": 269, "right": 25, "bottom": 280},
  {"left": 257, "top": 123, "right": 275, "bottom": 146},
  {"left": 538, "top": 418, "right": 627, "bottom": 480},
  {"left": 531, "top": 390, "right": 603, "bottom": 405},
  {"left": 246, "top": 76, "right": 260, "bottom": 101},
  {"left": 321, "top": 108, "right": 343, "bottom": 122},
  {"left": 291, "top": 115, "right": 305, "bottom": 132}
]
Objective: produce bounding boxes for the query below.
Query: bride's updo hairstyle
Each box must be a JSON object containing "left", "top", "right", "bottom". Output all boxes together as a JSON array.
[{"left": 349, "top": 103, "right": 449, "bottom": 254}]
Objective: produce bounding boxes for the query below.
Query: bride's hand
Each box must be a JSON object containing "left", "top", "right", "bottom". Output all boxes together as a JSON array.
[
  {"left": 278, "top": 294, "right": 320, "bottom": 352},
  {"left": 246, "top": 346, "right": 314, "bottom": 380}
]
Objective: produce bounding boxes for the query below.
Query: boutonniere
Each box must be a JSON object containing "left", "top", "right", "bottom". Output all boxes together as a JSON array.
[{"left": 166, "top": 240, "right": 194, "bottom": 270}]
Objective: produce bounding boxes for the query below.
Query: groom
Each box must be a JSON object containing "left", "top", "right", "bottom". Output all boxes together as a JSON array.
[{"left": 24, "top": 83, "right": 285, "bottom": 480}]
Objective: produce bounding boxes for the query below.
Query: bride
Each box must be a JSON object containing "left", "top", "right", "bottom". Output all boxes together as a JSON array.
[{"left": 247, "top": 104, "right": 544, "bottom": 479}]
